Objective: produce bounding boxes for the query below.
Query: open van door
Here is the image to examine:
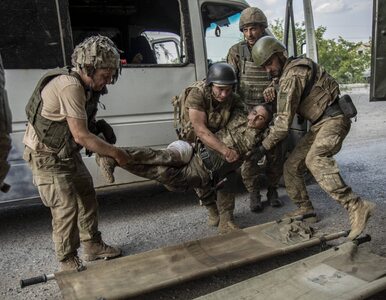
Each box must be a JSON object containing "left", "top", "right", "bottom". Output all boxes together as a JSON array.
[{"left": 370, "top": 0, "right": 386, "bottom": 101}]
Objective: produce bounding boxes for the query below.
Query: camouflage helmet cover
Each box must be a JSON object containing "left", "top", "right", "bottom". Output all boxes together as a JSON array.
[
  {"left": 239, "top": 7, "right": 268, "bottom": 31},
  {"left": 252, "top": 36, "right": 286, "bottom": 66},
  {"left": 71, "top": 35, "right": 121, "bottom": 82}
]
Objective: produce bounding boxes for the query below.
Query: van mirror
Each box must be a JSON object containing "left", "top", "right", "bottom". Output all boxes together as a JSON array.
[{"left": 151, "top": 39, "right": 181, "bottom": 64}]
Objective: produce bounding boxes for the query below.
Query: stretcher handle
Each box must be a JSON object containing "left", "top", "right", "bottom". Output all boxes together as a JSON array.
[
  {"left": 354, "top": 234, "right": 371, "bottom": 246},
  {"left": 296, "top": 212, "right": 316, "bottom": 220},
  {"left": 20, "top": 273, "right": 54, "bottom": 288}
]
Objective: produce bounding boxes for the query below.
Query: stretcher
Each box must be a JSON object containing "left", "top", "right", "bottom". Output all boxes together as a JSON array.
[
  {"left": 20, "top": 214, "right": 349, "bottom": 300},
  {"left": 196, "top": 235, "right": 386, "bottom": 300}
]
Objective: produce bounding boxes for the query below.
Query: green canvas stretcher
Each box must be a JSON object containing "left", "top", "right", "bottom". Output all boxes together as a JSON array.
[
  {"left": 196, "top": 239, "right": 386, "bottom": 300},
  {"left": 49, "top": 216, "right": 347, "bottom": 300}
]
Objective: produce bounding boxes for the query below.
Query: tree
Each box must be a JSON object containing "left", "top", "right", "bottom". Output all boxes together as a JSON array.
[{"left": 270, "top": 19, "right": 371, "bottom": 83}]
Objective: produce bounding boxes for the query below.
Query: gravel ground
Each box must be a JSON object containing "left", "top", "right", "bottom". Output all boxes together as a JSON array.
[{"left": 1, "top": 87, "right": 386, "bottom": 299}]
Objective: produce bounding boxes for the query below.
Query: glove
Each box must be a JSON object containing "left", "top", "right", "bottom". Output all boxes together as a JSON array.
[
  {"left": 246, "top": 145, "right": 266, "bottom": 162},
  {"left": 96, "top": 119, "right": 117, "bottom": 144}
]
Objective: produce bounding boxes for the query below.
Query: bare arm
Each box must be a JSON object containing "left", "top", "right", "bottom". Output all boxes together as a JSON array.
[
  {"left": 67, "top": 116, "right": 130, "bottom": 166},
  {"left": 189, "top": 108, "right": 239, "bottom": 162}
]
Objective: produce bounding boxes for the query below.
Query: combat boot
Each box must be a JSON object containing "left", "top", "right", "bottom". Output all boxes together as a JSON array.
[
  {"left": 346, "top": 199, "right": 375, "bottom": 240},
  {"left": 284, "top": 202, "right": 318, "bottom": 223},
  {"left": 82, "top": 237, "right": 121, "bottom": 261},
  {"left": 205, "top": 203, "right": 220, "bottom": 227},
  {"left": 217, "top": 192, "right": 240, "bottom": 234},
  {"left": 95, "top": 154, "right": 116, "bottom": 183},
  {"left": 60, "top": 255, "right": 86, "bottom": 272},
  {"left": 267, "top": 187, "right": 282, "bottom": 207},
  {"left": 249, "top": 191, "right": 263, "bottom": 212}
]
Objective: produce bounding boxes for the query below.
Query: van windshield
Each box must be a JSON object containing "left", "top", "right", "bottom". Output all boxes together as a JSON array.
[{"left": 201, "top": 4, "right": 244, "bottom": 64}]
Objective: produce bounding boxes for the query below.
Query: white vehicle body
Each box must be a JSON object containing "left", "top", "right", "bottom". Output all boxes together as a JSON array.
[{"left": 0, "top": 0, "right": 251, "bottom": 204}]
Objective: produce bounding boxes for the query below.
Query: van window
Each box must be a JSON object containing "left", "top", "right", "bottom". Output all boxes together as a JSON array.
[
  {"left": 201, "top": 3, "right": 243, "bottom": 65},
  {"left": 0, "top": 0, "right": 68, "bottom": 69},
  {"left": 69, "top": 0, "right": 188, "bottom": 66}
]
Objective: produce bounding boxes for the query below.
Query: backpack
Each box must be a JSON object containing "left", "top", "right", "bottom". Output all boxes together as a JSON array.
[{"left": 171, "top": 81, "right": 205, "bottom": 140}]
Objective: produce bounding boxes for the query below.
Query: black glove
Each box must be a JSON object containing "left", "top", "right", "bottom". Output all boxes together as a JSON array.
[
  {"left": 246, "top": 145, "right": 266, "bottom": 161},
  {"left": 96, "top": 119, "right": 117, "bottom": 144}
]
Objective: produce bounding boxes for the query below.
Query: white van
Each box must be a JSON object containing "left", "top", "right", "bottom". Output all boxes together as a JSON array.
[{"left": 0, "top": 0, "right": 252, "bottom": 204}]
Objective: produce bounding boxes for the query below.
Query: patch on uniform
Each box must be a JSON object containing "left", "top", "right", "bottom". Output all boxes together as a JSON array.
[{"left": 277, "top": 92, "right": 288, "bottom": 112}]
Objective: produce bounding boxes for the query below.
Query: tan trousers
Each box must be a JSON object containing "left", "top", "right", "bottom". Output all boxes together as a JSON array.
[
  {"left": 24, "top": 147, "right": 99, "bottom": 261},
  {"left": 283, "top": 115, "right": 359, "bottom": 206}
]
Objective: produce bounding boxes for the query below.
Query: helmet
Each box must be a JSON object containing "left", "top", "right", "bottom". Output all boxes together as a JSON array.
[
  {"left": 239, "top": 7, "right": 268, "bottom": 31},
  {"left": 252, "top": 36, "right": 286, "bottom": 66},
  {"left": 71, "top": 35, "right": 121, "bottom": 82},
  {"left": 206, "top": 63, "right": 237, "bottom": 86}
]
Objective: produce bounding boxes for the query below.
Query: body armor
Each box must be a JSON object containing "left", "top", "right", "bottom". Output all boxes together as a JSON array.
[
  {"left": 25, "top": 67, "right": 103, "bottom": 155},
  {"left": 238, "top": 42, "right": 271, "bottom": 105}
]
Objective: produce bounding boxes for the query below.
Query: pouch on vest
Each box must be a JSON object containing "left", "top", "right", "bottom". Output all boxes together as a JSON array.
[{"left": 338, "top": 94, "right": 357, "bottom": 118}]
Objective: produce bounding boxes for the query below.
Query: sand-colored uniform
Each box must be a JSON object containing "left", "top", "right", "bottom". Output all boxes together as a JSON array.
[
  {"left": 23, "top": 70, "right": 101, "bottom": 261},
  {"left": 0, "top": 54, "right": 12, "bottom": 187},
  {"left": 227, "top": 41, "right": 283, "bottom": 194},
  {"left": 262, "top": 57, "right": 360, "bottom": 207}
]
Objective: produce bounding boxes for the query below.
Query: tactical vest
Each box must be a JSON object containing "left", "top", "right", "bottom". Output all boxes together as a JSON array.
[
  {"left": 238, "top": 42, "right": 271, "bottom": 106},
  {"left": 282, "top": 58, "right": 340, "bottom": 123},
  {"left": 25, "top": 67, "right": 102, "bottom": 154},
  {"left": 172, "top": 81, "right": 232, "bottom": 143}
]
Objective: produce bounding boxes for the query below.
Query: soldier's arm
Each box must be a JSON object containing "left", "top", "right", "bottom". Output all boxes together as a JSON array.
[
  {"left": 262, "top": 76, "right": 304, "bottom": 150},
  {"left": 226, "top": 46, "right": 240, "bottom": 78},
  {"left": 67, "top": 116, "right": 130, "bottom": 166},
  {"left": 188, "top": 108, "right": 239, "bottom": 163}
]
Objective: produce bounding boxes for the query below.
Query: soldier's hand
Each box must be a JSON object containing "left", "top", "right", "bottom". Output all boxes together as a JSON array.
[
  {"left": 263, "top": 87, "right": 276, "bottom": 102},
  {"left": 246, "top": 145, "right": 266, "bottom": 162},
  {"left": 113, "top": 148, "right": 131, "bottom": 166},
  {"left": 224, "top": 148, "right": 239, "bottom": 163}
]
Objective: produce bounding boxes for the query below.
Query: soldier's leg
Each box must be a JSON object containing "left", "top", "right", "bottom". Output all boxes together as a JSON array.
[
  {"left": 283, "top": 130, "right": 317, "bottom": 218},
  {"left": 196, "top": 188, "right": 219, "bottom": 227},
  {"left": 67, "top": 154, "right": 121, "bottom": 261},
  {"left": 217, "top": 190, "right": 240, "bottom": 234},
  {"left": 305, "top": 117, "right": 375, "bottom": 240},
  {"left": 26, "top": 149, "right": 83, "bottom": 270},
  {"left": 265, "top": 141, "right": 284, "bottom": 207},
  {"left": 0, "top": 133, "right": 11, "bottom": 192},
  {"left": 241, "top": 157, "right": 263, "bottom": 212}
]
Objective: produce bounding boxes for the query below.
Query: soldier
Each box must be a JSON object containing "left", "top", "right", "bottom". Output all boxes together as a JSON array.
[
  {"left": 23, "top": 36, "right": 131, "bottom": 271},
  {"left": 173, "top": 63, "right": 245, "bottom": 234},
  {"left": 0, "top": 53, "right": 12, "bottom": 193},
  {"left": 251, "top": 36, "right": 375, "bottom": 240},
  {"left": 96, "top": 104, "right": 273, "bottom": 210},
  {"left": 227, "top": 7, "right": 283, "bottom": 212}
]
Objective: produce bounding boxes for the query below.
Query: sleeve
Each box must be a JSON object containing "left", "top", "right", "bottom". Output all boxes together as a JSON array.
[
  {"left": 58, "top": 84, "right": 87, "bottom": 119},
  {"left": 262, "top": 74, "right": 305, "bottom": 150},
  {"left": 185, "top": 87, "right": 206, "bottom": 112},
  {"left": 226, "top": 45, "right": 240, "bottom": 78}
]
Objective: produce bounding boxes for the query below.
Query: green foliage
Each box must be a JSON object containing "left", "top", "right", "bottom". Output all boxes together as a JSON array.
[{"left": 269, "top": 19, "right": 371, "bottom": 84}]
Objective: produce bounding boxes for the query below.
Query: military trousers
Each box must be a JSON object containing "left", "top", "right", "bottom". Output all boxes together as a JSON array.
[
  {"left": 283, "top": 115, "right": 359, "bottom": 206},
  {"left": 120, "top": 147, "right": 212, "bottom": 192},
  {"left": 0, "top": 133, "right": 11, "bottom": 184},
  {"left": 241, "top": 142, "right": 283, "bottom": 193},
  {"left": 24, "top": 147, "right": 99, "bottom": 261}
]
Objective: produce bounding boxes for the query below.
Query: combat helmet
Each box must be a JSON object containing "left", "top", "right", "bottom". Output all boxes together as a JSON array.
[
  {"left": 71, "top": 35, "right": 122, "bottom": 83},
  {"left": 251, "top": 36, "right": 286, "bottom": 66},
  {"left": 239, "top": 7, "right": 268, "bottom": 31},
  {"left": 206, "top": 63, "right": 237, "bottom": 86}
]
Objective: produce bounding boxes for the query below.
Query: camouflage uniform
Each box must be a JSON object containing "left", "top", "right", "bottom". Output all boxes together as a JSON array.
[
  {"left": 0, "top": 53, "right": 12, "bottom": 192},
  {"left": 262, "top": 57, "right": 374, "bottom": 239},
  {"left": 105, "top": 111, "right": 264, "bottom": 204},
  {"left": 227, "top": 41, "right": 283, "bottom": 208},
  {"left": 179, "top": 80, "right": 244, "bottom": 232}
]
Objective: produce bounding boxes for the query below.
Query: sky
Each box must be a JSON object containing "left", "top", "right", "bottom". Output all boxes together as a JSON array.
[{"left": 247, "top": 0, "right": 373, "bottom": 42}]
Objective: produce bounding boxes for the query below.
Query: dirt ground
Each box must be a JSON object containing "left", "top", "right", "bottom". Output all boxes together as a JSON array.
[{"left": 1, "top": 86, "right": 386, "bottom": 299}]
